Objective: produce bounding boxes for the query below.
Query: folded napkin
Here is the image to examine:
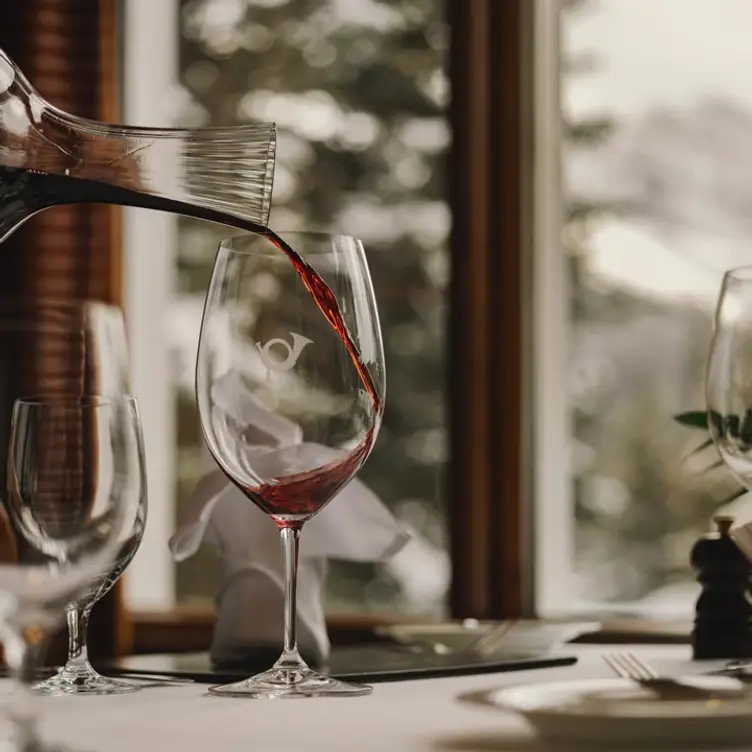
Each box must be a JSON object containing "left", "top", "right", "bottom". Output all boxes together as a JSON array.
[{"left": 170, "top": 372, "right": 410, "bottom": 666}]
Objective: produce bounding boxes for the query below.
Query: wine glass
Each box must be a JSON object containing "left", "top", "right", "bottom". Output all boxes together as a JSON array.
[
  {"left": 707, "top": 267, "right": 752, "bottom": 489},
  {"left": 0, "top": 299, "right": 143, "bottom": 695},
  {"left": 3, "top": 395, "right": 145, "bottom": 750},
  {"left": 196, "top": 231, "right": 385, "bottom": 698}
]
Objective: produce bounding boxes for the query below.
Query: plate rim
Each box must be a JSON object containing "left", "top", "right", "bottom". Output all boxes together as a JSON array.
[{"left": 459, "top": 676, "right": 752, "bottom": 722}]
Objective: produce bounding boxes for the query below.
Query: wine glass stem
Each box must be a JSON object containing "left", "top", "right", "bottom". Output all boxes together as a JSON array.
[
  {"left": 2, "top": 627, "right": 46, "bottom": 751},
  {"left": 66, "top": 605, "right": 90, "bottom": 666},
  {"left": 278, "top": 525, "right": 304, "bottom": 667}
]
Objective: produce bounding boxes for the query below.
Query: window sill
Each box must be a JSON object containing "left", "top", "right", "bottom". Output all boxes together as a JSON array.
[
  {"left": 128, "top": 608, "right": 691, "bottom": 655},
  {"left": 129, "top": 607, "right": 402, "bottom": 654}
]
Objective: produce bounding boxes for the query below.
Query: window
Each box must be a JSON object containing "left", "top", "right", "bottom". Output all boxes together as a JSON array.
[
  {"left": 536, "top": 0, "right": 751, "bottom": 617},
  {"left": 131, "top": 0, "right": 743, "bottom": 634},
  {"left": 124, "top": 0, "right": 451, "bottom": 618}
]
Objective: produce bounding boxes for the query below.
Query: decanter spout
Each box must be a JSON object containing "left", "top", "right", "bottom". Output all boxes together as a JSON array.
[{"left": 0, "top": 47, "right": 275, "bottom": 241}]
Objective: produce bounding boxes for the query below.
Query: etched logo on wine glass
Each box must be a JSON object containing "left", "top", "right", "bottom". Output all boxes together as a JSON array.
[{"left": 256, "top": 332, "right": 313, "bottom": 372}]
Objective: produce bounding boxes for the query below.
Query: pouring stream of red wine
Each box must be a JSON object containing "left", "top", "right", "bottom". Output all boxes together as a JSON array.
[{"left": 0, "top": 166, "right": 379, "bottom": 522}]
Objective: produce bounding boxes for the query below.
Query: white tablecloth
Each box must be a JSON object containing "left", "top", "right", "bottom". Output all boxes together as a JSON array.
[{"left": 10, "top": 644, "right": 749, "bottom": 751}]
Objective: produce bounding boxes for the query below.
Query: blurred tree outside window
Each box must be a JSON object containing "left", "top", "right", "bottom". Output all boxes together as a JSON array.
[{"left": 170, "top": 0, "right": 450, "bottom": 616}]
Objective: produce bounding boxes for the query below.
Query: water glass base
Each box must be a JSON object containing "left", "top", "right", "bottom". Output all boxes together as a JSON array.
[
  {"left": 207, "top": 666, "right": 372, "bottom": 699},
  {"left": 33, "top": 661, "right": 139, "bottom": 696}
]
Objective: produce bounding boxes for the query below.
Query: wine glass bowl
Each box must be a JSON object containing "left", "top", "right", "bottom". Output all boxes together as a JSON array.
[
  {"left": 707, "top": 266, "right": 752, "bottom": 491},
  {"left": 196, "top": 231, "right": 385, "bottom": 698},
  {"left": 4, "top": 395, "right": 145, "bottom": 613}
]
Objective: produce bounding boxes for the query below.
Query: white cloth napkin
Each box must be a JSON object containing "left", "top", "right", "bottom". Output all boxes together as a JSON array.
[{"left": 169, "top": 373, "right": 410, "bottom": 666}]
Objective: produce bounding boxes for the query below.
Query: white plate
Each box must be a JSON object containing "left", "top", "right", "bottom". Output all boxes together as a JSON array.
[{"left": 461, "top": 677, "right": 752, "bottom": 748}]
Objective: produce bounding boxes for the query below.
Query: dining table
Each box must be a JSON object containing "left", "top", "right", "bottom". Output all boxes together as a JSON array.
[{"left": 18, "top": 643, "right": 751, "bottom": 751}]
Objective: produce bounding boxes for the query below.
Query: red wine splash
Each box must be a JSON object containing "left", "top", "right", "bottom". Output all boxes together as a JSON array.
[{"left": 0, "top": 165, "right": 380, "bottom": 525}]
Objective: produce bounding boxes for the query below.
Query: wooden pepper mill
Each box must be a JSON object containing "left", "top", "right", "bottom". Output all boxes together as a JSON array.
[{"left": 691, "top": 515, "right": 752, "bottom": 660}]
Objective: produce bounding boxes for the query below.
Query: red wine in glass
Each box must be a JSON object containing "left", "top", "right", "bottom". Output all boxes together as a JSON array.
[{"left": 234, "top": 426, "right": 374, "bottom": 526}]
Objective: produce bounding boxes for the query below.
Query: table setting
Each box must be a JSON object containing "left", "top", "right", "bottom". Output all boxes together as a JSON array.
[
  {"left": 4, "top": 644, "right": 752, "bottom": 752},
  {"left": 6, "top": 43, "right": 752, "bottom": 752}
]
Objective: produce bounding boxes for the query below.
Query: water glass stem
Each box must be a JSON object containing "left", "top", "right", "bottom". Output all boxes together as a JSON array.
[{"left": 66, "top": 605, "right": 90, "bottom": 666}]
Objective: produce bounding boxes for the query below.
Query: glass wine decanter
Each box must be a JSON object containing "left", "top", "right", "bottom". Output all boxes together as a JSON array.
[{"left": 0, "top": 46, "right": 276, "bottom": 243}]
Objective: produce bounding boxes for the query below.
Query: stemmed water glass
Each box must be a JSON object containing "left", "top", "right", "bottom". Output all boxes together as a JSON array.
[
  {"left": 0, "top": 299, "right": 145, "bottom": 696},
  {"left": 707, "top": 267, "right": 752, "bottom": 488},
  {"left": 2, "top": 395, "right": 145, "bottom": 750},
  {"left": 196, "top": 231, "right": 385, "bottom": 698}
]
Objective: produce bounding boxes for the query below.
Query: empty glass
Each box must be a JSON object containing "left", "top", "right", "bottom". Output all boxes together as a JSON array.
[
  {"left": 2, "top": 395, "right": 145, "bottom": 751},
  {"left": 0, "top": 299, "right": 142, "bottom": 695}
]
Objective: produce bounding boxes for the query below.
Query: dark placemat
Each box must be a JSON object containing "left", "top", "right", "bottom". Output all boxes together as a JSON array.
[{"left": 99, "top": 645, "right": 577, "bottom": 684}]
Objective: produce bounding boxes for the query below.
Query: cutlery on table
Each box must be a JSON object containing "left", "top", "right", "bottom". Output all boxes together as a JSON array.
[
  {"left": 602, "top": 651, "right": 744, "bottom": 700},
  {"left": 463, "top": 621, "right": 517, "bottom": 657}
]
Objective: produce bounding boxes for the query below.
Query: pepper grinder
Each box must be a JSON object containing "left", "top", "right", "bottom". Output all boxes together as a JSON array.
[{"left": 691, "top": 515, "right": 752, "bottom": 660}]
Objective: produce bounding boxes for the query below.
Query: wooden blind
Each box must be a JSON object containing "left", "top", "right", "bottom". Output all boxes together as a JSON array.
[
  {"left": 0, "top": 0, "right": 120, "bottom": 302},
  {"left": 0, "top": 0, "right": 123, "bottom": 661}
]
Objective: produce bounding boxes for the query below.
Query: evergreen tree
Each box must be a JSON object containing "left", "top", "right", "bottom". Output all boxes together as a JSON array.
[{"left": 174, "top": 0, "right": 448, "bottom": 612}]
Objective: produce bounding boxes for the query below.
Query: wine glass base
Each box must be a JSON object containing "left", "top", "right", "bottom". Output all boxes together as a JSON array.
[
  {"left": 0, "top": 740, "right": 75, "bottom": 752},
  {"left": 207, "top": 666, "right": 372, "bottom": 699},
  {"left": 33, "top": 661, "right": 140, "bottom": 696}
]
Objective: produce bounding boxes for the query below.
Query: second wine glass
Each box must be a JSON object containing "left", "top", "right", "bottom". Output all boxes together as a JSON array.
[
  {"left": 6, "top": 302, "right": 147, "bottom": 696},
  {"left": 707, "top": 266, "right": 752, "bottom": 490},
  {"left": 3, "top": 394, "right": 146, "bottom": 750},
  {"left": 196, "top": 231, "right": 385, "bottom": 698}
]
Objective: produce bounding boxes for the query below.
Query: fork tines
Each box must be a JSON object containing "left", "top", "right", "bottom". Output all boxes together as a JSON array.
[{"left": 603, "top": 652, "right": 658, "bottom": 682}]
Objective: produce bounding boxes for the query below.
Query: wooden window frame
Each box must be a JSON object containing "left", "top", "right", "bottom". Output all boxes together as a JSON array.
[{"left": 124, "top": 0, "right": 536, "bottom": 654}]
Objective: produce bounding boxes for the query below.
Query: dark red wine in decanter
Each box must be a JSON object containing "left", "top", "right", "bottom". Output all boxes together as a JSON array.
[{"left": 0, "top": 46, "right": 276, "bottom": 242}]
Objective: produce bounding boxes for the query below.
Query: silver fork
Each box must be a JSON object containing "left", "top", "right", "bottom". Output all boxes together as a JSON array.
[
  {"left": 462, "top": 620, "right": 517, "bottom": 657},
  {"left": 602, "top": 652, "right": 719, "bottom": 700}
]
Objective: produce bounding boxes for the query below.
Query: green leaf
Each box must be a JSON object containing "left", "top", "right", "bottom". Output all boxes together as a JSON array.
[
  {"left": 674, "top": 411, "right": 709, "bottom": 429},
  {"left": 674, "top": 410, "right": 724, "bottom": 431}
]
